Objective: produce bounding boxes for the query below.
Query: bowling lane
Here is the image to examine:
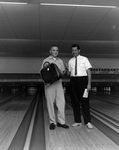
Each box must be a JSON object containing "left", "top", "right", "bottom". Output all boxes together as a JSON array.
[
  {"left": 89, "top": 91, "right": 119, "bottom": 146},
  {"left": 0, "top": 86, "right": 25, "bottom": 104},
  {"left": 90, "top": 97, "right": 119, "bottom": 122},
  {"left": 65, "top": 88, "right": 119, "bottom": 147},
  {"left": 0, "top": 92, "right": 23, "bottom": 104},
  {"left": 0, "top": 92, "right": 34, "bottom": 150},
  {"left": 90, "top": 91, "right": 119, "bottom": 122},
  {"left": 44, "top": 92, "right": 119, "bottom": 150},
  {"left": 90, "top": 91, "right": 119, "bottom": 105}
]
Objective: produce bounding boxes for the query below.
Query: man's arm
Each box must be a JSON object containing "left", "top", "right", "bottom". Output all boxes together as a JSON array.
[
  {"left": 59, "top": 60, "right": 66, "bottom": 76},
  {"left": 86, "top": 68, "right": 92, "bottom": 92}
]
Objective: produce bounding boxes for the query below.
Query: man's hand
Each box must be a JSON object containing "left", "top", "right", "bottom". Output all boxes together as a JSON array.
[
  {"left": 43, "top": 62, "right": 50, "bottom": 68},
  {"left": 87, "top": 84, "right": 91, "bottom": 92}
]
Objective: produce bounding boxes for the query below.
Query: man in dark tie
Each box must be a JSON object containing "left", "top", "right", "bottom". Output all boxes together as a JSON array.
[{"left": 68, "top": 44, "right": 93, "bottom": 129}]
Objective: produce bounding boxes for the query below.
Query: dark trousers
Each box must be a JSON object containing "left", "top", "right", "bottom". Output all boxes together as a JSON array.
[{"left": 70, "top": 76, "right": 91, "bottom": 124}]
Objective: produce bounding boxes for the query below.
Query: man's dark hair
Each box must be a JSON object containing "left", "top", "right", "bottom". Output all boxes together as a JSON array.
[{"left": 71, "top": 44, "right": 80, "bottom": 50}]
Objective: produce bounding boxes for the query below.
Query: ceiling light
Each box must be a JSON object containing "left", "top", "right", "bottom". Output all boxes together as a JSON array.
[
  {"left": 0, "top": 2, "right": 27, "bottom": 4},
  {"left": 40, "top": 3, "right": 117, "bottom": 8}
]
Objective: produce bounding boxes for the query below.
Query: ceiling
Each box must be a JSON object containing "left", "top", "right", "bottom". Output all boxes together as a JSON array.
[{"left": 0, "top": 0, "right": 119, "bottom": 58}]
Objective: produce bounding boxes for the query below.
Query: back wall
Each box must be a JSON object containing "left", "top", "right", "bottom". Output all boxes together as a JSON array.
[{"left": 0, "top": 57, "right": 119, "bottom": 73}]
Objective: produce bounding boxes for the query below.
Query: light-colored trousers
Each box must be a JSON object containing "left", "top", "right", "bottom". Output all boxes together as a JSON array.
[{"left": 45, "top": 79, "right": 65, "bottom": 124}]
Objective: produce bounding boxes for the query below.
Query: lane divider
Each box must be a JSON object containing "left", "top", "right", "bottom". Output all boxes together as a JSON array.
[
  {"left": 23, "top": 97, "right": 38, "bottom": 150},
  {"left": 29, "top": 87, "right": 46, "bottom": 150},
  {"left": 8, "top": 93, "right": 38, "bottom": 150},
  {"left": 90, "top": 108, "right": 119, "bottom": 133}
]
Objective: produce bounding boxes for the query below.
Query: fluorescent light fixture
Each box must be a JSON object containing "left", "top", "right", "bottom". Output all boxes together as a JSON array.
[
  {"left": 0, "top": 2, "right": 27, "bottom": 4},
  {"left": 40, "top": 3, "right": 117, "bottom": 8}
]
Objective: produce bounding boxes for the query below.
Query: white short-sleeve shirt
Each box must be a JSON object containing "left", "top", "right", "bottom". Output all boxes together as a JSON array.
[{"left": 68, "top": 55, "right": 92, "bottom": 77}]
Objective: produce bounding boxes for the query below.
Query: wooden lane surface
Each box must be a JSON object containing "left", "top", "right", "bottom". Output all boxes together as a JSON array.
[
  {"left": 43, "top": 99, "right": 119, "bottom": 150},
  {"left": 66, "top": 92, "right": 119, "bottom": 122},
  {"left": 90, "top": 97, "right": 119, "bottom": 122},
  {"left": 0, "top": 94, "right": 33, "bottom": 150}
]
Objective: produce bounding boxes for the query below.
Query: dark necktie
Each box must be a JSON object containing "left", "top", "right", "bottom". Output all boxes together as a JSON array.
[{"left": 75, "top": 57, "right": 77, "bottom": 75}]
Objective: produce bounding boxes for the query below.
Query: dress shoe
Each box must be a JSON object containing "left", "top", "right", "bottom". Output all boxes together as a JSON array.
[
  {"left": 72, "top": 123, "right": 82, "bottom": 127},
  {"left": 86, "top": 122, "right": 93, "bottom": 129},
  {"left": 49, "top": 123, "right": 56, "bottom": 130},
  {"left": 57, "top": 122, "right": 69, "bottom": 129}
]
